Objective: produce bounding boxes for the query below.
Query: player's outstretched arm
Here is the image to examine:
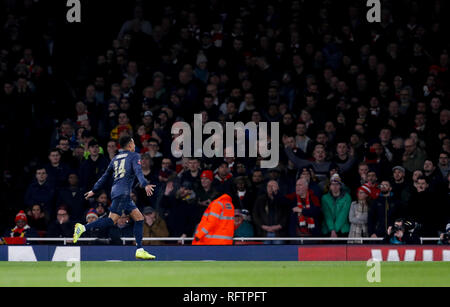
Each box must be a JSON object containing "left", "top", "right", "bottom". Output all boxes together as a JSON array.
[{"left": 90, "top": 160, "right": 114, "bottom": 196}]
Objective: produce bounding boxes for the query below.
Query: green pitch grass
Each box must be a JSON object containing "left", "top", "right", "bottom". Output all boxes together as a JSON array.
[{"left": 0, "top": 261, "right": 449, "bottom": 287}]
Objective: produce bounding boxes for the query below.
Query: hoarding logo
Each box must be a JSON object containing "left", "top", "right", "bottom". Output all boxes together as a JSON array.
[
  {"left": 66, "top": 0, "right": 81, "bottom": 23},
  {"left": 366, "top": 0, "right": 381, "bottom": 23},
  {"left": 366, "top": 258, "right": 381, "bottom": 283}
]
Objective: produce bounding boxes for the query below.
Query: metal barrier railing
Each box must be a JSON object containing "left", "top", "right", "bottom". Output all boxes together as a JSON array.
[{"left": 25, "top": 237, "right": 442, "bottom": 245}]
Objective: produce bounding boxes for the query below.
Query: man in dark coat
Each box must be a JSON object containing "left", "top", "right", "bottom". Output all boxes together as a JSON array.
[
  {"left": 46, "top": 206, "right": 75, "bottom": 239},
  {"left": 252, "top": 180, "right": 290, "bottom": 243},
  {"left": 24, "top": 167, "right": 56, "bottom": 218},
  {"left": 79, "top": 140, "right": 109, "bottom": 193},
  {"left": 56, "top": 172, "right": 87, "bottom": 223},
  {"left": 368, "top": 181, "right": 401, "bottom": 238},
  {"left": 405, "top": 177, "right": 444, "bottom": 237},
  {"left": 45, "top": 148, "right": 71, "bottom": 189},
  {"left": 161, "top": 181, "right": 199, "bottom": 239}
]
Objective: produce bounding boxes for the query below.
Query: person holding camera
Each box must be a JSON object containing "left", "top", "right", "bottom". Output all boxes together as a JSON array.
[
  {"left": 438, "top": 223, "right": 450, "bottom": 245},
  {"left": 384, "top": 218, "right": 421, "bottom": 244},
  {"left": 386, "top": 219, "right": 407, "bottom": 244}
]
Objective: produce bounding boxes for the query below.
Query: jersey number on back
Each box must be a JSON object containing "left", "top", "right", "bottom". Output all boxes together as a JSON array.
[{"left": 114, "top": 159, "right": 126, "bottom": 179}]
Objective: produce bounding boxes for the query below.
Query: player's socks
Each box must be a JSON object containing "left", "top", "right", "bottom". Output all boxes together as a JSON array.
[
  {"left": 85, "top": 217, "right": 114, "bottom": 231},
  {"left": 134, "top": 220, "right": 144, "bottom": 249}
]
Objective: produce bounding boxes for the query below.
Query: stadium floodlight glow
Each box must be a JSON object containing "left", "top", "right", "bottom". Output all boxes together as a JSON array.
[{"left": 170, "top": 114, "right": 280, "bottom": 168}]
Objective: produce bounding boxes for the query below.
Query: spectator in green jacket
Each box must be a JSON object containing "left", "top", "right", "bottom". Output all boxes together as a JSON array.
[{"left": 321, "top": 174, "right": 352, "bottom": 237}]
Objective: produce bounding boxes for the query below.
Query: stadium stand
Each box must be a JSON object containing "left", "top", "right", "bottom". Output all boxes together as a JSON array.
[{"left": 0, "top": 0, "right": 449, "bottom": 245}]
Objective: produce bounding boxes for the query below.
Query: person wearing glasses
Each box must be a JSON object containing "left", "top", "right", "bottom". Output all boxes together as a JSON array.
[
  {"left": 46, "top": 206, "right": 74, "bottom": 240},
  {"left": 402, "top": 137, "right": 426, "bottom": 173}
]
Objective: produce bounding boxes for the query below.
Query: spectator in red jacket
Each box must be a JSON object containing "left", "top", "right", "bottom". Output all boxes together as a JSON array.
[
  {"left": 4, "top": 210, "right": 38, "bottom": 239},
  {"left": 365, "top": 171, "right": 381, "bottom": 200}
]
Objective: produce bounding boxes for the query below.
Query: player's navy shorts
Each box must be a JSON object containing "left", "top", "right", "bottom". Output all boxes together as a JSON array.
[{"left": 110, "top": 195, "right": 137, "bottom": 215}]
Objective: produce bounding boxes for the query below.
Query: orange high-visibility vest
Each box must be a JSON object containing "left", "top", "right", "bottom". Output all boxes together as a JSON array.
[{"left": 192, "top": 194, "right": 235, "bottom": 245}]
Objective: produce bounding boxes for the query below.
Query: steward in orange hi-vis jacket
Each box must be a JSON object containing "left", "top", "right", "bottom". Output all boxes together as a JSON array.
[{"left": 192, "top": 194, "right": 235, "bottom": 245}]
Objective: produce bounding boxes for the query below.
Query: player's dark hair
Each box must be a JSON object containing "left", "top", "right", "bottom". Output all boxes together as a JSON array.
[{"left": 119, "top": 135, "right": 133, "bottom": 148}]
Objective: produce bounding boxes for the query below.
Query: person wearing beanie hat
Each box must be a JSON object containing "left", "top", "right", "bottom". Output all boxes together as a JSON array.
[
  {"left": 196, "top": 53, "right": 208, "bottom": 66},
  {"left": 86, "top": 208, "right": 99, "bottom": 224},
  {"left": 234, "top": 209, "right": 254, "bottom": 238},
  {"left": 392, "top": 165, "right": 405, "bottom": 174},
  {"left": 6, "top": 210, "right": 38, "bottom": 238},
  {"left": 82, "top": 208, "right": 110, "bottom": 241},
  {"left": 330, "top": 173, "right": 342, "bottom": 185},
  {"left": 200, "top": 170, "right": 214, "bottom": 182},
  {"left": 15, "top": 210, "right": 28, "bottom": 224},
  {"left": 357, "top": 184, "right": 372, "bottom": 198},
  {"left": 321, "top": 174, "right": 352, "bottom": 237},
  {"left": 196, "top": 170, "right": 220, "bottom": 217},
  {"left": 391, "top": 165, "right": 411, "bottom": 205},
  {"left": 194, "top": 52, "right": 209, "bottom": 84},
  {"left": 438, "top": 223, "right": 450, "bottom": 245},
  {"left": 321, "top": 169, "right": 344, "bottom": 197},
  {"left": 142, "top": 206, "right": 169, "bottom": 246},
  {"left": 348, "top": 184, "right": 371, "bottom": 241}
]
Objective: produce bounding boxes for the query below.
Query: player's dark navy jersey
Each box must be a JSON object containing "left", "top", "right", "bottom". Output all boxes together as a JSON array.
[{"left": 92, "top": 150, "right": 149, "bottom": 199}]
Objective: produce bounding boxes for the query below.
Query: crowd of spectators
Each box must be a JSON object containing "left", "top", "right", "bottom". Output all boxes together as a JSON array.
[{"left": 0, "top": 0, "right": 449, "bottom": 245}]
